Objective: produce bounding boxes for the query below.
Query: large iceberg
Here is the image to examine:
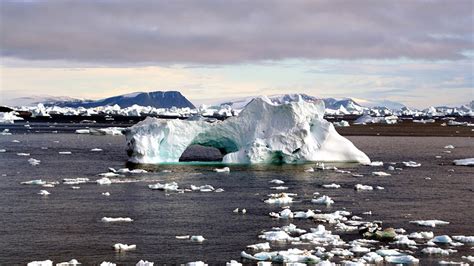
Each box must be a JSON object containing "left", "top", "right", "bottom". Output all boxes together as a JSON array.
[{"left": 125, "top": 96, "right": 370, "bottom": 164}]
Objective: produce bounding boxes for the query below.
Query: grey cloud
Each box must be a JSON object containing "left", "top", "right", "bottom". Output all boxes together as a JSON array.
[{"left": 1, "top": 0, "right": 473, "bottom": 64}]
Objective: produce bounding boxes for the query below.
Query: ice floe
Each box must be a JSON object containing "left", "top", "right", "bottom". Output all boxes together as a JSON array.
[
  {"left": 408, "top": 231, "right": 434, "bottom": 239},
  {"left": 113, "top": 243, "right": 136, "bottom": 251},
  {"left": 269, "top": 179, "right": 285, "bottom": 184},
  {"left": 101, "top": 217, "right": 133, "bottom": 223},
  {"left": 96, "top": 177, "right": 112, "bottom": 185},
  {"left": 264, "top": 193, "right": 294, "bottom": 204},
  {"left": 63, "top": 178, "right": 89, "bottom": 185},
  {"left": 136, "top": 260, "right": 154, "bottom": 266},
  {"left": 213, "top": 167, "right": 230, "bottom": 172},
  {"left": 372, "top": 171, "right": 391, "bottom": 176},
  {"left": 452, "top": 235, "right": 474, "bottom": 243},
  {"left": 311, "top": 195, "right": 334, "bottom": 206},
  {"left": 422, "top": 247, "right": 457, "bottom": 255},
  {"left": 27, "top": 260, "right": 53, "bottom": 266},
  {"left": 148, "top": 182, "right": 180, "bottom": 191},
  {"left": 453, "top": 158, "right": 474, "bottom": 166},
  {"left": 322, "top": 183, "right": 341, "bottom": 189},
  {"left": 28, "top": 158, "right": 41, "bottom": 166},
  {"left": 354, "top": 184, "right": 373, "bottom": 191},
  {"left": 91, "top": 148, "right": 103, "bottom": 152},
  {"left": 38, "top": 190, "right": 50, "bottom": 196},
  {"left": 58, "top": 151, "right": 72, "bottom": 155},
  {"left": 190, "top": 235, "right": 206, "bottom": 243},
  {"left": 410, "top": 220, "right": 450, "bottom": 227},
  {"left": 56, "top": 259, "right": 81, "bottom": 266},
  {"left": 403, "top": 161, "right": 421, "bottom": 167}
]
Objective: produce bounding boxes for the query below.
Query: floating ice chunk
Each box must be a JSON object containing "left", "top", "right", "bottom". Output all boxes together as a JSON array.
[
  {"left": 304, "top": 167, "right": 315, "bottom": 172},
  {"left": 438, "top": 261, "right": 469, "bottom": 265},
  {"left": 12, "top": 139, "right": 20, "bottom": 143},
  {"left": 354, "top": 184, "right": 373, "bottom": 191},
  {"left": 213, "top": 167, "right": 230, "bottom": 172},
  {"left": 91, "top": 148, "right": 103, "bottom": 152},
  {"left": 101, "top": 217, "right": 133, "bottom": 223},
  {"left": 71, "top": 186, "right": 80, "bottom": 190},
  {"left": 175, "top": 235, "right": 190, "bottom": 239},
  {"left": 376, "top": 249, "right": 403, "bottom": 257},
  {"left": 130, "top": 169, "right": 147, "bottom": 174},
  {"left": 444, "top": 145, "right": 455, "bottom": 149},
  {"left": 186, "top": 262, "right": 207, "bottom": 266},
  {"left": 376, "top": 186, "right": 384, "bottom": 190},
  {"left": 226, "top": 260, "right": 242, "bottom": 266},
  {"left": 392, "top": 235, "right": 416, "bottom": 246},
  {"left": 269, "top": 179, "right": 285, "bottom": 184},
  {"left": 0, "top": 149, "right": 6, "bottom": 152},
  {"left": 21, "top": 179, "right": 46, "bottom": 185},
  {"left": 270, "top": 186, "right": 288, "bottom": 190},
  {"left": 233, "top": 208, "right": 239, "bottom": 213},
  {"left": 98, "top": 172, "right": 120, "bottom": 177},
  {"left": 28, "top": 158, "right": 41, "bottom": 166},
  {"left": 361, "top": 252, "right": 383, "bottom": 263},
  {"left": 452, "top": 235, "right": 474, "bottom": 243},
  {"left": 352, "top": 173, "right": 364, "bottom": 177},
  {"left": 408, "top": 231, "right": 434, "bottom": 239},
  {"left": 63, "top": 178, "right": 89, "bottom": 185},
  {"left": 27, "top": 260, "right": 53, "bottom": 266},
  {"left": 136, "top": 260, "right": 154, "bottom": 266},
  {"left": 113, "top": 243, "right": 136, "bottom": 251},
  {"left": 462, "top": 256, "right": 474, "bottom": 262},
  {"left": 100, "top": 262, "right": 116, "bottom": 266},
  {"left": 264, "top": 193, "right": 294, "bottom": 204},
  {"left": 91, "top": 127, "right": 124, "bottom": 136},
  {"left": 350, "top": 245, "right": 370, "bottom": 253},
  {"left": 38, "top": 190, "right": 50, "bottom": 196},
  {"left": 322, "top": 183, "right": 341, "bottom": 189},
  {"left": 75, "top": 129, "right": 90, "bottom": 134},
  {"left": 190, "top": 185, "right": 215, "bottom": 192},
  {"left": 366, "top": 161, "right": 383, "bottom": 167},
  {"left": 294, "top": 209, "right": 317, "bottom": 219},
  {"left": 403, "top": 161, "right": 421, "bottom": 167},
  {"left": 384, "top": 255, "right": 419, "bottom": 264},
  {"left": 432, "top": 235, "right": 453, "bottom": 244},
  {"left": 58, "top": 151, "right": 72, "bottom": 155},
  {"left": 410, "top": 220, "right": 450, "bottom": 227},
  {"left": 311, "top": 195, "right": 334, "bottom": 205},
  {"left": 247, "top": 242, "right": 271, "bottom": 250},
  {"left": 387, "top": 165, "right": 395, "bottom": 171},
  {"left": 256, "top": 262, "right": 272, "bottom": 266},
  {"left": 333, "top": 120, "right": 350, "bottom": 127},
  {"left": 96, "top": 177, "right": 112, "bottom": 185},
  {"left": 259, "top": 230, "right": 293, "bottom": 241},
  {"left": 190, "top": 235, "right": 206, "bottom": 243},
  {"left": 148, "top": 182, "right": 180, "bottom": 191},
  {"left": 56, "top": 259, "right": 81, "bottom": 266},
  {"left": 372, "top": 171, "right": 391, "bottom": 176},
  {"left": 453, "top": 158, "right": 474, "bottom": 166},
  {"left": 422, "top": 247, "right": 457, "bottom": 255},
  {"left": 242, "top": 208, "right": 247, "bottom": 214}
]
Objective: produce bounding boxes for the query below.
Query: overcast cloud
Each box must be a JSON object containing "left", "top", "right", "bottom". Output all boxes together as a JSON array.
[{"left": 1, "top": 0, "right": 473, "bottom": 64}]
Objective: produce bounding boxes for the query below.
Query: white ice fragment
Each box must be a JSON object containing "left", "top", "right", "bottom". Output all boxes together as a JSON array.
[
  {"left": 247, "top": 242, "right": 271, "bottom": 250},
  {"left": 58, "top": 151, "right": 72, "bottom": 155},
  {"left": 27, "top": 260, "right": 53, "bottom": 266},
  {"left": 101, "top": 217, "right": 133, "bottom": 223},
  {"left": 422, "top": 247, "right": 457, "bottom": 255},
  {"left": 361, "top": 252, "right": 383, "bottom": 263},
  {"left": 403, "top": 161, "right": 421, "bottom": 168},
  {"left": 350, "top": 245, "right": 370, "bottom": 253},
  {"left": 98, "top": 172, "right": 120, "bottom": 177},
  {"left": 452, "top": 235, "right": 474, "bottom": 243},
  {"left": 304, "top": 167, "right": 315, "bottom": 172},
  {"left": 100, "top": 262, "right": 116, "bottom": 266},
  {"left": 21, "top": 179, "right": 46, "bottom": 185},
  {"left": 38, "top": 190, "right": 50, "bottom": 196},
  {"left": 444, "top": 145, "right": 455, "bottom": 149},
  {"left": 264, "top": 193, "right": 294, "bottom": 204},
  {"left": 322, "top": 183, "right": 341, "bottom": 189},
  {"left": 96, "top": 177, "right": 112, "bottom": 185},
  {"left": 269, "top": 179, "right": 285, "bottom": 184},
  {"left": 387, "top": 165, "right": 395, "bottom": 171},
  {"left": 215, "top": 188, "right": 224, "bottom": 192},
  {"left": 12, "top": 140, "right": 20, "bottom": 143},
  {"left": 410, "top": 220, "right": 450, "bottom": 227},
  {"left": 226, "top": 260, "right": 242, "bottom": 266},
  {"left": 186, "top": 262, "right": 207, "bottom": 266},
  {"left": 113, "top": 243, "right": 136, "bottom": 251},
  {"left": 63, "top": 178, "right": 89, "bottom": 185},
  {"left": 17, "top": 152, "right": 30, "bottom": 156},
  {"left": 462, "top": 256, "right": 474, "bottom": 262},
  {"left": 372, "top": 171, "right": 391, "bottom": 176},
  {"left": 408, "top": 231, "right": 434, "bottom": 239},
  {"left": 392, "top": 235, "right": 417, "bottom": 246},
  {"left": 91, "top": 148, "right": 103, "bottom": 152},
  {"left": 175, "top": 235, "right": 190, "bottom": 239},
  {"left": 384, "top": 255, "right": 419, "bottom": 264},
  {"left": 136, "top": 260, "right": 154, "bottom": 266},
  {"left": 0, "top": 149, "right": 6, "bottom": 152},
  {"left": 366, "top": 161, "right": 383, "bottom": 167},
  {"left": 56, "top": 259, "right": 80, "bottom": 266},
  {"left": 190, "top": 235, "right": 206, "bottom": 243},
  {"left": 213, "top": 167, "right": 230, "bottom": 172},
  {"left": 453, "top": 158, "right": 474, "bottom": 166},
  {"left": 148, "top": 182, "right": 179, "bottom": 191},
  {"left": 75, "top": 129, "right": 90, "bottom": 134},
  {"left": 28, "top": 158, "right": 41, "bottom": 166},
  {"left": 311, "top": 195, "right": 334, "bottom": 205},
  {"left": 352, "top": 173, "right": 364, "bottom": 177},
  {"left": 432, "top": 235, "right": 453, "bottom": 244},
  {"left": 354, "top": 184, "right": 373, "bottom": 191},
  {"left": 376, "top": 186, "right": 384, "bottom": 190},
  {"left": 270, "top": 186, "right": 288, "bottom": 190},
  {"left": 71, "top": 186, "right": 80, "bottom": 190}
]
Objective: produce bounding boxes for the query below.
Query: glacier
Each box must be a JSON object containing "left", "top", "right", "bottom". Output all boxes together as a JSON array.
[{"left": 124, "top": 96, "right": 371, "bottom": 164}]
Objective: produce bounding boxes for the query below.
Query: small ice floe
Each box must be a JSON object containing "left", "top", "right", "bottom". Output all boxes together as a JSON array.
[
  {"left": 148, "top": 182, "right": 180, "bottom": 191},
  {"left": 444, "top": 150, "right": 452, "bottom": 154},
  {"left": 453, "top": 158, "right": 474, "bottom": 166},
  {"left": 247, "top": 242, "right": 271, "bottom": 251},
  {"left": 431, "top": 235, "right": 453, "bottom": 244},
  {"left": 241, "top": 248, "right": 320, "bottom": 263},
  {"left": 444, "top": 145, "right": 455, "bottom": 149},
  {"left": 190, "top": 185, "right": 215, "bottom": 192},
  {"left": 63, "top": 178, "right": 89, "bottom": 185},
  {"left": 190, "top": 235, "right": 206, "bottom": 243},
  {"left": 452, "top": 235, "right": 474, "bottom": 243},
  {"left": 269, "top": 208, "right": 294, "bottom": 219},
  {"left": 269, "top": 179, "right": 285, "bottom": 184},
  {"left": 409, "top": 231, "right": 434, "bottom": 239},
  {"left": 225, "top": 260, "right": 242, "bottom": 266},
  {"left": 376, "top": 186, "right": 384, "bottom": 190},
  {"left": 264, "top": 193, "right": 294, "bottom": 204},
  {"left": 175, "top": 235, "right": 190, "bottom": 239},
  {"left": 71, "top": 186, "right": 80, "bottom": 190},
  {"left": 410, "top": 220, "right": 450, "bottom": 227},
  {"left": 58, "top": 151, "right": 72, "bottom": 155},
  {"left": 27, "top": 260, "right": 53, "bottom": 266},
  {"left": 38, "top": 190, "right": 50, "bottom": 196},
  {"left": 186, "top": 262, "right": 207, "bottom": 266},
  {"left": 462, "top": 256, "right": 474, "bottom": 262},
  {"left": 28, "top": 158, "right": 41, "bottom": 166},
  {"left": 422, "top": 247, "right": 457, "bottom": 255},
  {"left": 270, "top": 186, "right": 288, "bottom": 190},
  {"left": 213, "top": 167, "right": 230, "bottom": 173},
  {"left": 75, "top": 129, "right": 90, "bottom": 134},
  {"left": 366, "top": 161, "right": 383, "bottom": 167},
  {"left": 1, "top": 129, "right": 12, "bottom": 136},
  {"left": 387, "top": 165, "right": 395, "bottom": 171},
  {"left": 100, "top": 262, "right": 116, "bottom": 266},
  {"left": 56, "top": 259, "right": 81, "bottom": 266},
  {"left": 101, "top": 217, "right": 133, "bottom": 223},
  {"left": 311, "top": 195, "right": 334, "bottom": 206},
  {"left": 354, "top": 184, "right": 373, "bottom": 191},
  {"left": 12, "top": 139, "right": 20, "bottom": 143},
  {"left": 17, "top": 153, "right": 30, "bottom": 156},
  {"left": 352, "top": 173, "right": 364, "bottom": 177},
  {"left": 384, "top": 255, "right": 419, "bottom": 264},
  {"left": 99, "top": 172, "right": 120, "bottom": 177},
  {"left": 101, "top": 192, "right": 111, "bottom": 197},
  {"left": 403, "top": 161, "right": 421, "bottom": 168},
  {"left": 136, "top": 260, "right": 154, "bottom": 266},
  {"left": 42, "top": 183, "right": 55, "bottom": 188},
  {"left": 363, "top": 211, "right": 373, "bottom": 215},
  {"left": 361, "top": 252, "right": 384, "bottom": 263},
  {"left": 304, "top": 167, "right": 315, "bottom": 172},
  {"left": 391, "top": 235, "right": 416, "bottom": 246},
  {"left": 96, "top": 177, "right": 112, "bottom": 185},
  {"left": 113, "top": 243, "right": 136, "bottom": 251},
  {"left": 322, "top": 183, "right": 341, "bottom": 189},
  {"left": 91, "top": 148, "right": 103, "bottom": 152},
  {"left": 21, "top": 179, "right": 46, "bottom": 185},
  {"left": 372, "top": 171, "right": 391, "bottom": 176},
  {"left": 315, "top": 162, "right": 326, "bottom": 170},
  {"left": 0, "top": 149, "right": 6, "bottom": 153},
  {"left": 215, "top": 188, "right": 225, "bottom": 193}
]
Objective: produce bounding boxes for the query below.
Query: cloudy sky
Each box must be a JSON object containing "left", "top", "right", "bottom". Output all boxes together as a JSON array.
[{"left": 0, "top": 0, "right": 473, "bottom": 108}]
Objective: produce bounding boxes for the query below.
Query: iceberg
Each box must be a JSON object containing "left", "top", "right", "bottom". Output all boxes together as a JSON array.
[{"left": 125, "top": 97, "right": 370, "bottom": 164}]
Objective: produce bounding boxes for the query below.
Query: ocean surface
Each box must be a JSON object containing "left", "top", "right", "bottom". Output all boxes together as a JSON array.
[{"left": 0, "top": 124, "right": 473, "bottom": 265}]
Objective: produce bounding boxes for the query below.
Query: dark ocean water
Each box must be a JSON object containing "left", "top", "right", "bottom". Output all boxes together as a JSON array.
[{"left": 0, "top": 127, "right": 473, "bottom": 265}]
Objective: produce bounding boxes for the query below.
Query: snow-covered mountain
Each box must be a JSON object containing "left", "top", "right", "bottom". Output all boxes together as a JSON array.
[{"left": 47, "top": 91, "right": 195, "bottom": 109}]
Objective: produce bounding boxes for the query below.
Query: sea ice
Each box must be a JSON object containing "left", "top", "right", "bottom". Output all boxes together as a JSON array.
[
  {"left": 56, "top": 259, "right": 81, "bottom": 266},
  {"left": 354, "top": 184, "right": 373, "bottom": 191},
  {"left": 322, "top": 183, "right": 341, "bottom": 189},
  {"left": 136, "top": 260, "right": 154, "bottom": 266},
  {"left": 311, "top": 195, "right": 334, "bottom": 205},
  {"left": 100, "top": 262, "right": 116, "bottom": 266},
  {"left": 444, "top": 145, "right": 455, "bottom": 149},
  {"left": 91, "top": 148, "right": 103, "bottom": 152},
  {"left": 432, "top": 235, "right": 453, "bottom": 244},
  {"left": 96, "top": 177, "right": 112, "bottom": 185},
  {"left": 372, "top": 171, "right": 391, "bottom": 176},
  {"left": 408, "top": 231, "right": 434, "bottom": 239},
  {"left": 186, "top": 262, "right": 207, "bottom": 266},
  {"left": 304, "top": 167, "right": 315, "bottom": 172},
  {"left": 226, "top": 260, "right": 242, "bottom": 266},
  {"left": 27, "top": 260, "right": 53, "bottom": 266},
  {"left": 190, "top": 235, "right": 206, "bottom": 243},
  {"left": 28, "top": 158, "right": 41, "bottom": 166},
  {"left": 75, "top": 129, "right": 90, "bottom": 134},
  {"left": 38, "top": 190, "right": 50, "bottom": 196},
  {"left": 101, "top": 217, "right": 133, "bottom": 223},
  {"left": 410, "top": 220, "right": 450, "bottom": 227},
  {"left": 21, "top": 179, "right": 46, "bottom": 185},
  {"left": 270, "top": 186, "right": 288, "bottom": 190},
  {"left": 264, "top": 193, "right": 294, "bottom": 204},
  {"left": 453, "top": 158, "right": 474, "bottom": 166},
  {"left": 403, "top": 161, "right": 421, "bottom": 167},
  {"left": 113, "top": 243, "right": 136, "bottom": 251},
  {"left": 58, "top": 151, "right": 72, "bottom": 155},
  {"left": 366, "top": 161, "right": 383, "bottom": 167},
  {"left": 247, "top": 242, "right": 271, "bottom": 250},
  {"left": 269, "top": 179, "right": 285, "bottom": 184},
  {"left": 125, "top": 97, "right": 370, "bottom": 164},
  {"left": 63, "top": 178, "right": 89, "bottom": 185},
  {"left": 384, "top": 255, "right": 419, "bottom": 264},
  {"left": 452, "top": 235, "right": 474, "bottom": 243},
  {"left": 148, "top": 182, "right": 180, "bottom": 191},
  {"left": 422, "top": 247, "right": 457, "bottom": 255},
  {"left": 213, "top": 167, "right": 230, "bottom": 172}
]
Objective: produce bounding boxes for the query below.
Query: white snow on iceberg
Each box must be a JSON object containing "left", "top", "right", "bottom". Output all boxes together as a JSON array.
[{"left": 125, "top": 96, "right": 370, "bottom": 164}]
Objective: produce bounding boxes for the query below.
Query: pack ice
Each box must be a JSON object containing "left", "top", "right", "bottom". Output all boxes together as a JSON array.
[{"left": 125, "top": 96, "right": 370, "bottom": 164}]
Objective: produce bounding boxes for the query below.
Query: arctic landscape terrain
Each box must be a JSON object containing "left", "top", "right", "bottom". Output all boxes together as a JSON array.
[{"left": 0, "top": 90, "right": 473, "bottom": 265}]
